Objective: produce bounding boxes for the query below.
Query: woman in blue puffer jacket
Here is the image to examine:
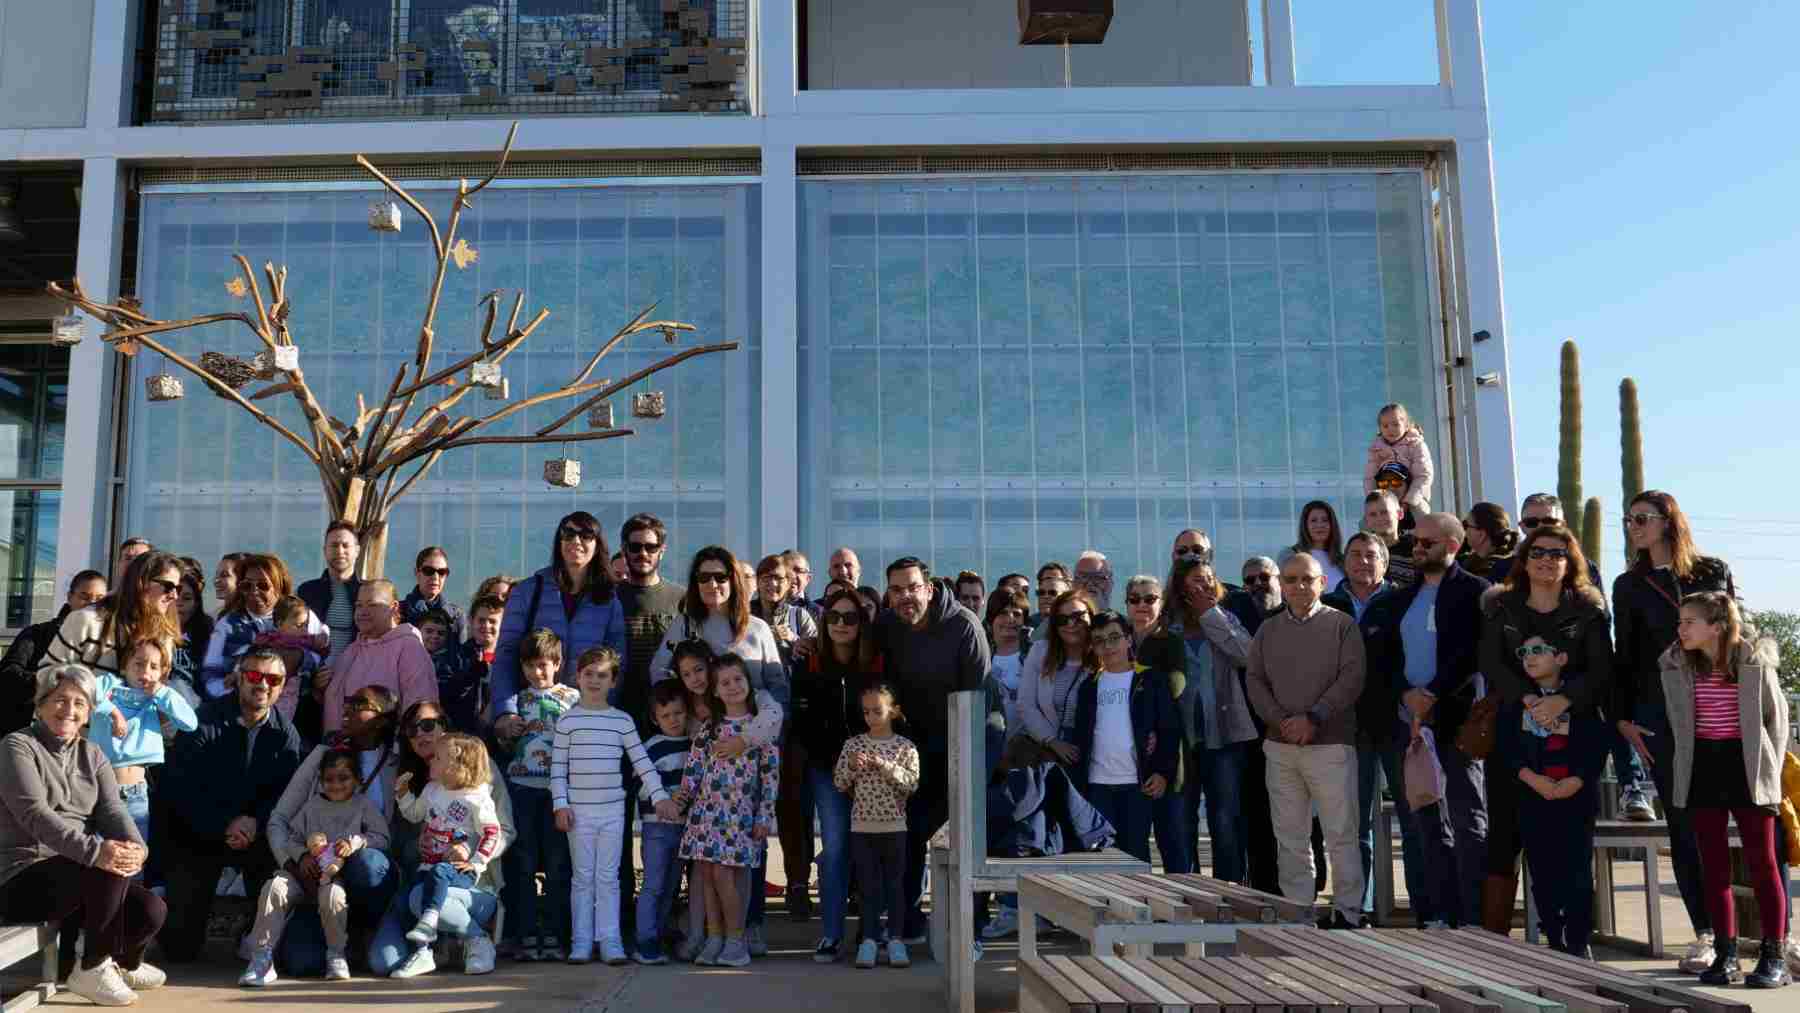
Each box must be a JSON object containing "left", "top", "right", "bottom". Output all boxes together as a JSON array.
[{"left": 488, "top": 511, "right": 626, "bottom": 720}]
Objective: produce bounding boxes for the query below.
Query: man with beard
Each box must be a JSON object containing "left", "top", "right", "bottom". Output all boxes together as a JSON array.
[
  {"left": 1369, "top": 512, "right": 1490, "bottom": 927},
  {"left": 1224, "top": 556, "right": 1281, "bottom": 636},
  {"left": 1362, "top": 491, "right": 1418, "bottom": 588}
]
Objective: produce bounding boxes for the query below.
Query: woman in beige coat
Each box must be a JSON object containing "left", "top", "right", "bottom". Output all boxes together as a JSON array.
[{"left": 1661, "top": 590, "right": 1789, "bottom": 988}]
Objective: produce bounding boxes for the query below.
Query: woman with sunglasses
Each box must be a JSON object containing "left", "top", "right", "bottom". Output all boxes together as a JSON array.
[
  {"left": 402, "top": 546, "right": 465, "bottom": 644},
  {"left": 1609, "top": 489, "right": 1741, "bottom": 973},
  {"left": 370, "top": 700, "right": 518, "bottom": 978},
  {"left": 790, "top": 587, "right": 880, "bottom": 962},
  {"left": 1456, "top": 502, "right": 1520, "bottom": 580},
  {"left": 264, "top": 684, "right": 402, "bottom": 979},
  {"left": 488, "top": 512, "right": 627, "bottom": 720},
  {"left": 1476, "top": 522, "right": 1612, "bottom": 934},
  {"left": 1016, "top": 589, "right": 1100, "bottom": 767},
  {"left": 197, "top": 553, "right": 330, "bottom": 707},
  {"left": 1066, "top": 611, "right": 1179, "bottom": 864},
  {"left": 41, "top": 550, "right": 185, "bottom": 686}
]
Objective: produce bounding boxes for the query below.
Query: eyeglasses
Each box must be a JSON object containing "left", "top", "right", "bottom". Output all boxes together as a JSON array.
[
  {"left": 1091, "top": 632, "right": 1129, "bottom": 648},
  {"left": 1526, "top": 546, "right": 1569, "bottom": 561},
  {"left": 1051, "top": 611, "right": 1091, "bottom": 627},
  {"left": 1244, "top": 573, "right": 1276, "bottom": 585},
  {"left": 1174, "top": 546, "right": 1209, "bottom": 558},
  {"left": 343, "top": 696, "right": 381, "bottom": 714},
  {"left": 240, "top": 580, "right": 275, "bottom": 593},
  {"left": 696, "top": 571, "right": 732, "bottom": 586},
  {"left": 624, "top": 540, "right": 662, "bottom": 555},
  {"left": 147, "top": 578, "right": 180, "bottom": 597},
  {"left": 889, "top": 582, "right": 928, "bottom": 597},
  {"left": 1519, "top": 516, "right": 1557, "bottom": 529},
  {"left": 1279, "top": 575, "right": 1319, "bottom": 586},
  {"left": 824, "top": 610, "right": 862, "bottom": 626},
  {"left": 406, "top": 717, "right": 446, "bottom": 736},
  {"left": 791, "top": 566, "right": 812, "bottom": 577},
  {"left": 1125, "top": 593, "right": 1161, "bottom": 606},
  {"left": 1625, "top": 512, "right": 1666, "bottom": 527},
  {"left": 240, "top": 669, "right": 286, "bottom": 687},
  {"left": 418, "top": 566, "right": 449, "bottom": 579},
  {"left": 559, "top": 527, "right": 598, "bottom": 544},
  {"left": 1515, "top": 644, "right": 1559, "bottom": 659}
]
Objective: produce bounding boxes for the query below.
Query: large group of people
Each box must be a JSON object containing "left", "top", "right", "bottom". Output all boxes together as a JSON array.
[{"left": 0, "top": 414, "right": 1794, "bottom": 1004}]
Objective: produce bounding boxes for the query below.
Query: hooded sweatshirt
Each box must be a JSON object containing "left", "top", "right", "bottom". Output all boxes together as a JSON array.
[
  {"left": 322, "top": 623, "right": 438, "bottom": 733},
  {"left": 1363, "top": 426, "right": 1436, "bottom": 514},
  {"left": 873, "top": 580, "right": 991, "bottom": 759}
]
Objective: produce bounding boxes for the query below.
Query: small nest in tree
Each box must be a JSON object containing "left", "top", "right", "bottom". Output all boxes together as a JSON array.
[{"left": 199, "top": 351, "right": 261, "bottom": 391}]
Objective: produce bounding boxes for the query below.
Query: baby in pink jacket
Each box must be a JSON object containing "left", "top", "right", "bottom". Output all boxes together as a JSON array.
[{"left": 1364, "top": 402, "right": 1436, "bottom": 516}]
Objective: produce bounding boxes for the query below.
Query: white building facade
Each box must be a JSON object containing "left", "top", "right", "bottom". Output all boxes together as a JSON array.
[{"left": 0, "top": 0, "right": 1516, "bottom": 619}]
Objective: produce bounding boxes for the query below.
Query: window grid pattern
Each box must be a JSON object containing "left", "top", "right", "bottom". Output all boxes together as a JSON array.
[{"left": 798, "top": 172, "right": 1440, "bottom": 590}]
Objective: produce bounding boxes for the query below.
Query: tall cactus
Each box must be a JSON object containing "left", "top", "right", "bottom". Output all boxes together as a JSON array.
[
  {"left": 1620, "top": 377, "right": 1644, "bottom": 512},
  {"left": 1558, "top": 340, "right": 1584, "bottom": 534},
  {"left": 1582, "top": 496, "right": 1604, "bottom": 567}
]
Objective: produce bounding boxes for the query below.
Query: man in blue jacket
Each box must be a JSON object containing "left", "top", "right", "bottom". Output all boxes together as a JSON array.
[
  {"left": 1368, "top": 513, "right": 1490, "bottom": 929},
  {"left": 158, "top": 648, "right": 306, "bottom": 963}
]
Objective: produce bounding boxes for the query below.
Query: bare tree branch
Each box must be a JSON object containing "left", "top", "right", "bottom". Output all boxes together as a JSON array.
[
  {"left": 438, "top": 429, "right": 633, "bottom": 452},
  {"left": 123, "top": 333, "right": 320, "bottom": 463},
  {"left": 536, "top": 342, "right": 739, "bottom": 437},
  {"left": 354, "top": 158, "right": 444, "bottom": 261},
  {"left": 231, "top": 255, "right": 277, "bottom": 348},
  {"left": 463, "top": 121, "right": 520, "bottom": 202}
]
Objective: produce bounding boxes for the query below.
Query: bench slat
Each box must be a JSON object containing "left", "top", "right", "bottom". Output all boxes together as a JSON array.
[
  {"left": 1274, "top": 956, "right": 1421, "bottom": 1013},
  {"left": 1128, "top": 956, "right": 1227, "bottom": 1013},
  {"left": 1401, "top": 933, "right": 1647, "bottom": 1013},
  {"left": 1023, "top": 956, "right": 1104, "bottom": 1013},
  {"left": 1022, "top": 874, "right": 1112, "bottom": 931},
  {"left": 1239, "top": 928, "right": 1482, "bottom": 1013},
  {"left": 1444, "top": 929, "right": 1747, "bottom": 1013},
  {"left": 1101, "top": 955, "right": 1192, "bottom": 1012},
  {"left": 1155, "top": 956, "right": 1259, "bottom": 1013},
  {"left": 1174, "top": 956, "right": 1293, "bottom": 1013},
  {"left": 1074, "top": 955, "right": 1174, "bottom": 1013},
  {"left": 1050, "top": 954, "right": 1134, "bottom": 1012},
  {"left": 1203, "top": 957, "right": 1326, "bottom": 1013}
]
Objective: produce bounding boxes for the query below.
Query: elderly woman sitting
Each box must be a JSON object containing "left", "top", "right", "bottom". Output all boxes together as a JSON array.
[{"left": 0, "top": 664, "right": 168, "bottom": 1007}]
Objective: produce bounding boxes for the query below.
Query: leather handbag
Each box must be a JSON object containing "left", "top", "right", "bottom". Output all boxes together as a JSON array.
[{"left": 1455, "top": 693, "right": 1500, "bottom": 759}]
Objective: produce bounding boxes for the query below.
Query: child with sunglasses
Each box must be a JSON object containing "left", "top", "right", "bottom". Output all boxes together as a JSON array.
[{"left": 1495, "top": 634, "right": 1605, "bottom": 956}]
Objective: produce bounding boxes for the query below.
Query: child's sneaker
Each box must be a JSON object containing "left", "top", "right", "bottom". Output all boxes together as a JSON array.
[
  {"left": 694, "top": 935, "right": 725, "bottom": 966},
  {"left": 854, "top": 939, "right": 879, "bottom": 969},
  {"left": 405, "top": 909, "right": 441, "bottom": 946},
  {"left": 600, "top": 940, "right": 628, "bottom": 966},
  {"left": 238, "top": 947, "right": 278, "bottom": 988},
  {"left": 981, "top": 907, "right": 1019, "bottom": 939},
  {"left": 716, "top": 937, "right": 752, "bottom": 968},
  {"left": 635, "top": 939, "right": 668, "bottom": 965},
  {"left": 886, "top": 940, "right": 911, "bottom": 968},
  {"left": 323, "top": 948, "right": 351, "bottom": 981}
]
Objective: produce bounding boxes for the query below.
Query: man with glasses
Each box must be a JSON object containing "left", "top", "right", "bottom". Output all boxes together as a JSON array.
[
  {"left": 159, "top": 648, "right": 306, "bottom": 963},
  {"left": 322, "top": 579, "right": 437, "bottom": 734},
  {"left": 783, "top": 550, "right": 821, "bottom": 621},
  {"left": 617, "top": 513, "right": 684, "bottom": 731},
  {"left": 1489, "top": 494, "right": 1604, "bottom": 586},
  {"left": 1074, "top": 551, "right": 1114, "bottom": 608},
  {"left": 299, "top": 522, "right": 365, "bottom": 660},
  {"left": 1245, "top": 554, "right": 1367, "bottom": 930},
  {"left": 1224, "top": 556, "right": 1281, "bottom": 637},
  {"left": 1030, "top": 563, "right": 1073, "bottom": 639},
  {"left": 1370, "top": 513, "right": 1491, "bottom": 928}
]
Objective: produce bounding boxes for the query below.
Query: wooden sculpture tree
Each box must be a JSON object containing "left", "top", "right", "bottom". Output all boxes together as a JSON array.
[{"left": 49, "top": 123, "right": 736, "bottom": 579}]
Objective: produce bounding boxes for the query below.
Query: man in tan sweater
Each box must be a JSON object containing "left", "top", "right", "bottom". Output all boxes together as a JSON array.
[{"left": 1245, "top": 553, "right": 1367, "bottom": 928}]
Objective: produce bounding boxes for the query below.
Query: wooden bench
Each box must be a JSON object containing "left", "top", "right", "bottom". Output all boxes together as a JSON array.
[
  {"left": 933, "top": 690, "right": 1148, "bottom": 1013},
  {"left": 1020, "top": 953, "right": 1439, "bottom": 1013},
  {"left": 1017, "top": 872, "right": 1316, "bottom": 961},
  {"left": 0, "top": 924, "right": 58, "bottom": 1013}
]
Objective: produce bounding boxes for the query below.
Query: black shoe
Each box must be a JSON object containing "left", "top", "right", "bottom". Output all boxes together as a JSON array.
[
  {"left": 1318, "top": 910, "right": 1358, "bottom": 931},
  {"left": 1747, "top": 939, "right": 1790, "bottom": 989},
  {"left": 787, "top": 886, "right": 814, "bottom": 922},
  {"left": 1700, "top": 937, "right": 1742, "bottom": 986}
]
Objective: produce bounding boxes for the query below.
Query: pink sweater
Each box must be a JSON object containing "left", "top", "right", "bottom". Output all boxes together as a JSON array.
[
  {"left": 1363, "top": 426, "right": 1436, "bottom": 514},
  {"left": 322, "top": 623, "right": 439, "bottom": 732}
]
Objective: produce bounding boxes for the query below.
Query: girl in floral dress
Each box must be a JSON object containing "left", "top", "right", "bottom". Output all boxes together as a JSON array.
[{"left": 676, "top": 652, "right": 779, "bottom": 968}]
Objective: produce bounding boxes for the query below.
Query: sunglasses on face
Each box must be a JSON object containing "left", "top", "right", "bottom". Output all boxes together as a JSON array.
[
  {"left": 1625, "top": 512, "right": 1666, "bottom": 527},
  {"left": 696, "top": 571, "right": 732, "bottom": 586},
  {"left": 1515, "top": 643, "right": 1559, "bottom": 659},
  {"left": 417, "top": 566, "right": 449, "bottom": 579},
  {"left": 1052, "top": 611, "right": 1091, "bottom": 628},
  {"left": 559, "top": 527, "right": 598, "bottom": 544},
  {"left": 147, "top": 578, "right": 180, "bottom": 597},
  {"left": 343, "top": 697, "right": 381, "bottom": 714},
  {"left": 406, "top": 717, "right": 447, "bottom": 736},
  {"left": 1520, "top": 516, "right": 1557, "bottom": 529},
  {"left": 1244, "top": 574, "right": 1276, "bottom": 585},
  {"left": 824, "top": 610, "right": 862, "bottom": 626},
  {"left": 1125, "top": 593, "right": 1161, "bottom": 606},
  {"left": 624, "top": 540, "right": 661, "bottom": 555},
  {"left": 240, "top": 580, "right": 275, "bottom": 593},
  {"left": 1527, "top": 546, "right": 1569, "bottom": 561},
  {"left": 241, "top": 669, "right": 286, "bottom": 687},
  {"left": 1174, "top": 546, "right": 1208, "bottom": 558}
]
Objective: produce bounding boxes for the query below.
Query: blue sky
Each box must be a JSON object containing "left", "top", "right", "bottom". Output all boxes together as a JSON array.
[{"left": 1275, "top": 2, "right": 1800, "bottom": 609}]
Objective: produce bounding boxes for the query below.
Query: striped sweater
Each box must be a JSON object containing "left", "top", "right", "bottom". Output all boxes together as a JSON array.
[
  {"left": 550, "top": 704, "right": 669, "bottom": 813},
  {"left": 637, "top": 732, "right": 691, "bottom": 823}
]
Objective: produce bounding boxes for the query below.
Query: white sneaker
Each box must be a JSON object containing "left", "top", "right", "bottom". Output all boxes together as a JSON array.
[
  {"left": 324, "top": 950, "right": 351, "bottom": 981},
  {"left": 854, "top": 939, "right": 879, "bottom": 969},
  {"left": 1784, "top": 936, "right": 1800, "bottom": 976},
  {"left": 406, "top": 909, "right": 441, "bottom": 946},
  {"left": 120, "top": 961, "right": 166, "bottom": 991},
  {"left": 390, "top": 946, "right": 436, "bottom": 979},
  {"left": 238, "top": 947, "right": 278, "bottom": 988},
  {"left": 66, "top": 958, "right": 138, "bottom": 1007},
  {"left": 1679, "top": 931, "right": 1715, "bottom": 974},
  {"left": 981, "top": 907, "right": 1019, "bottom": 940},
  {"left": 463, "top": 936, "right": 496, "bottom": 975}
]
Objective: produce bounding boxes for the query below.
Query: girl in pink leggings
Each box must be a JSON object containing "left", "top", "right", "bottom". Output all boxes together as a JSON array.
[{"left": 1661, "top": 591, "right": 1789, "bottom": 989}]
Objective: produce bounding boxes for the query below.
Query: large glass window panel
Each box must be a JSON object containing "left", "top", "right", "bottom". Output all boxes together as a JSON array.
[
  {"left": 800, "top": 171, "right": 1442, "bottom": 587},
  {"left": 129, "top": 182, "right": 759, "bottom": 609},
  {"left": 1, "top": 490, "right": 60, "bottom": 629}
]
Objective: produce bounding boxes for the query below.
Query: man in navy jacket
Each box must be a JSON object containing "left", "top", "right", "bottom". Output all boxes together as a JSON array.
[
  {"left": 159, "top": 648, "right": 306, "bottom": 962},
  {"left": 1368, "top": 513, "right": 1490, "bottom": 928}
]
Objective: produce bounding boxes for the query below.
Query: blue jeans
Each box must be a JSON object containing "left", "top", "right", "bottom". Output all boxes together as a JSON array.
[
  {"left": 503, "top": 783, "right": 570, "bottom": 945},
  {"left": 1152, "top": 780, "right": 1192, "bottom": 874},
  {"left": 635, "top": 821, "right": 684, "bottom": 948},
  {"left": 419, "top": 863, "right": 478, "bottom": 914},
  {"left": 1356, "top": 744, "right": 1382, "bottom": 914},
  {"left": 1185, "top": 741, "right": 1248, "bottom": 882},
  {"left": 1611, "top": 730, "right": 1645, "bottom": 792},
  {"left": 276, "top": 848, "right": 397, "bottom": 976},
  {"left": 368, "top": 884, "right": 499, "bottom": 976},
  {"left": 808, "top": 767, "right": 854, "bottom": 941},
  {"left": 1086, "top": 783, "right": 1153, "bottom": 864},
  {"left": 119, "top": 783, "right": 150, "bottom": 882}
]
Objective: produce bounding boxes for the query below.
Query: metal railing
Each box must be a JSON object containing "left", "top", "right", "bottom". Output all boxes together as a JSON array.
[{"left": 146, "top": 0, "right": 748, "bottom": 124}]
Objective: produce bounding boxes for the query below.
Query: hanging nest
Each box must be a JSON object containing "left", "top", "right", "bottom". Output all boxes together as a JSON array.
[{"left": 198, "top": 351, "right": 262, "bottom": 391}]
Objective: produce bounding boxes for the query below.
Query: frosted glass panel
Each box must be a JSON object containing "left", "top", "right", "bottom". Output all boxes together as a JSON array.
[
  {"left": 799, "top": 172, "right": 1440, "bottom": 588},
  {"left": 129, "top": 183, "right": 760, "bottom": 608}
]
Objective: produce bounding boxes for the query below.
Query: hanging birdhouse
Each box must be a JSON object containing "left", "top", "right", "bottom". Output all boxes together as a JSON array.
[
  {"left": 484, "top": 377, "right": 510, "bottom": 401},
  {"left": 588, "top": 401, "right": 614, "bottom": 429},
  {"left": 368, "top": 201, "right": 402, "bottom": 233},
  {"left": 51, "top": 315, "right": 84, "bottom": 347},
  {"left": 631, "top": 391, "right": 666, "bottom": 419},
  {"left": 469, "top": 361, "right": 503, "bottom": 390},
  {"left": 272, "top": 345, "right": 299, "bottom": 372},
  {"left": 1018, "top": 0, "right": 1113, "bottom": 44},
  {"left": 199, "top": 351, "right": 259, "bottom": 390},
  {"left": 543, "top": 458, "right": 582, "bottom": 488},
  {"left": 145, "top": 373, "right": 185, "bottom": 402}
]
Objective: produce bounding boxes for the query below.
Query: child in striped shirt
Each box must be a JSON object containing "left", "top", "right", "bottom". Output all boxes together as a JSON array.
[
  {"left": 633, "top": 680, "right": 692, "bottom": 965},
  {"left": 552, "top": 646, "right": 681, "bottom": 965}
]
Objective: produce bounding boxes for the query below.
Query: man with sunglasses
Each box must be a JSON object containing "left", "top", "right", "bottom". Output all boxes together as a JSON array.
[
  {"left": 617, "top": 514, "right": 685, "bottom": 732},
  {"left": 322, "top": 580, "right": 437, "bottom": 734},
  {"left": 159, "top": 649, "right": 306, "bottom": 963},
  {"left": 1224, "top": 556, "right": 1281, "bottom": 637},
  {"left": 1367, "top": 512, "right": 1491, "bottom": 929},
  {"left": 1488, "top": 494, "right": 1604, "bottom": 587}
]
